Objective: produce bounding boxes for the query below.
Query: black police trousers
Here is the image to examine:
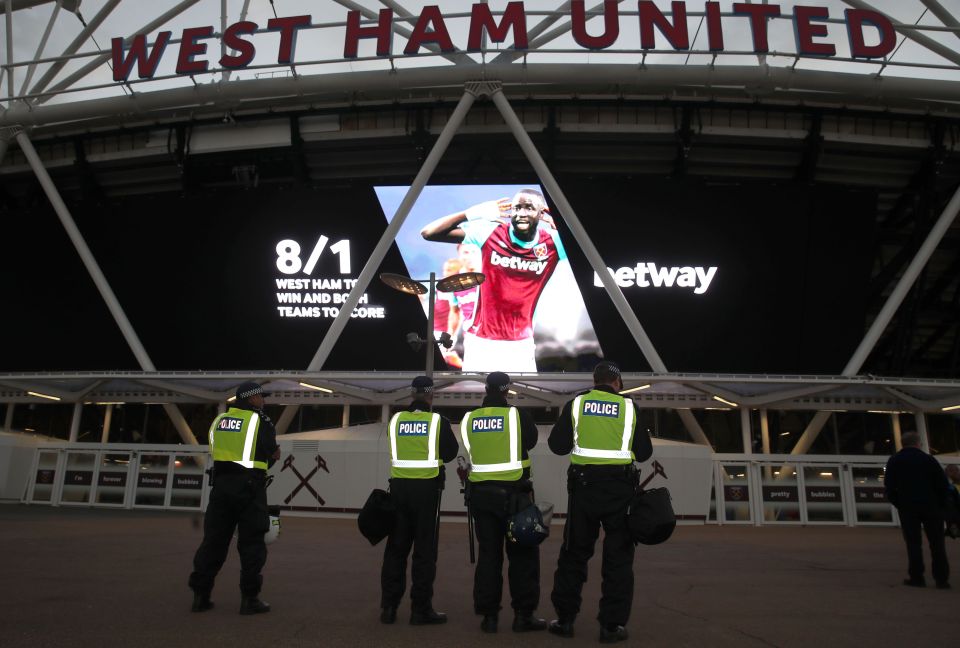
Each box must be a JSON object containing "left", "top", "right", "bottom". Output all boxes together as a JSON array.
[
  {"left": 551, "top": 468, "right": 635, "bottom": 626},
  {"left": 380, "top": 477, "right": 443, "bottom": 611},
  {"left": 470, "top": 480, "right": 539, "bottom": 616},
  {"left": 189, "top": 471, "right": 269, "bottom": 598},
  {"left": 899, "top": 508, "right": 950, "bottom": 585}
]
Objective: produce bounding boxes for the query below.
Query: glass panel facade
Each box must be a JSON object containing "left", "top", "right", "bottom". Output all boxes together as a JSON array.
[
  {"left": 720, "top": 464, "right": 752, "bottom": 523},
  {"left": 61, "top": 452, "right": 97, "bottom": 504},
  {"left": 760, "top": 463, "right": 801, "bottom": 523},
  {"left": 134, "top": 454, "right": 170, "bottom": 507},
  {"left": 852, "top": 466, "right": 893, "bottom": 523},
  {"left": 170, "top": 455, "right": 205, "bottom": 508},
  {"left": 803, "top": 466, "right": 844, "bottom": 523},
  {"left": 94, "top": 453, "right": 131, "bottom": 505},
  {"left": 31, "top": 450, "right": 59, "bottom": 503}
]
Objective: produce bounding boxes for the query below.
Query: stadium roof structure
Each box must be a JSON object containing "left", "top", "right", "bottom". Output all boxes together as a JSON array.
[
  {"left": 1, "top": 370, "right": 959, "bottom": 413},
  {"left": 1, "top": 1, "right": 959, "bottom": 448}
]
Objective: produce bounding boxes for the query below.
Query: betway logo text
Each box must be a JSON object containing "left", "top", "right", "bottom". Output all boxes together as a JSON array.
[
  {"left": 490, "top": 250, "right": 548, "bottom": 274},
  {"left": 594, "top": 263, "right": 717, "bottom": 295}
]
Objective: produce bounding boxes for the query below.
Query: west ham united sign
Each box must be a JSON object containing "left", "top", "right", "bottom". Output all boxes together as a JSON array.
[{"left": 111, "top": 1, "right": 897, "bottom": 81}]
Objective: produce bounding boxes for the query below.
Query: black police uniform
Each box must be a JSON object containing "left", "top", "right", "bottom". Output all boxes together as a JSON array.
[
  {"left": 189, "top": 401, "right": 279, "bottom": 607},
  {"left": 884, "top": 446, "right": 952, "bottom": 587},
  {"left": 380, "top": 399, "right": 458, "bottom": 618},
  {"left": 548, "top": 384, "right": 653, "bottom": 629},
  {"left": 468, "top": 393, "right": 541, "bottom": 621}
]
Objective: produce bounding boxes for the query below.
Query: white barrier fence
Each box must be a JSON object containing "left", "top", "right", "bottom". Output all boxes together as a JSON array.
[{"left": 15, "top": 435, "right": 958, "bottom": 528}]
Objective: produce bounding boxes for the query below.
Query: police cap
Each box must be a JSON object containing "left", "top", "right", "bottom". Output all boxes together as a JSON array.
[
  {"left": 411, "top": 375, "right": 434, "bottom": 394},
  {"left": 486, "top": 371, "right": 511, "bottom": 392},
  {"left": 236, "top": 381, "right": 270, "bottom": 401},
  {"left": 593, "top": 361, "right": 621, "bottom": 385}
]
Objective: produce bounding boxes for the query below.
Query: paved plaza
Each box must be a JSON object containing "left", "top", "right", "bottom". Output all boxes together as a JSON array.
[{"left": 1, "top": 505, "right": 957, "bottom": 647}]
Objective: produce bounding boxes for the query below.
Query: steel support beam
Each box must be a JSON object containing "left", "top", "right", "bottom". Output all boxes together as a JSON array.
[
  {"left": 0, "top": 0, "right": 78, "bottom": 12},
  {"left": 100, "top": 404, "right": 113, "bottom": 444},
  {"left": 33, "top": 0, "right": 203, "bottom": 103},
  {"left": 15, "top": 129, "right": 155, "bottom": 370},
  {"left": 892, "top": 412, "right": 902, "bottom": 451},
  {"left": 19, "top": 0, "right": 62, "bottom": 97},
  {"left": 307, "top": 89, "right": 477, "bottom": 372},
  {"left": 740, "top": 407, "right": 752, "bottom": 454},
  {"left": 4, "top": 0, "right": 13, "bottom": 98},
  {"left": 919, "top": 0, "right": 960, "bottom": 44},
  {"left": 7, "top": 64, "right": 960, "bottom": 131},
  {"left": 915, "top": 411, "right": 930, "bottom": 453},
  {"left": 788, "top": 181, "right": 960, "bottom": 456},
  {"left": 487, "top": 82, "right": 710, "bottom": 446},
  {"left": 28, "top": 0, "right": 122, "bottom": 98},
  {"left": 841, "top": 0, "right": 960, "bottom": 67},
  {"left": 67, "top": 402, "right": 82, "bottom": 442},
  {"left": 273, "top": 88, "right": 479, "bottom": 435},
  {"left": 14, "top": 128, "right": 200, "bottom": 446}
]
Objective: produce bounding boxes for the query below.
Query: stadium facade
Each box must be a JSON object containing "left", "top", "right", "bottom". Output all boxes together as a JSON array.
[{"left": 1, "top": 0, "right": 958, "bottom": 525}]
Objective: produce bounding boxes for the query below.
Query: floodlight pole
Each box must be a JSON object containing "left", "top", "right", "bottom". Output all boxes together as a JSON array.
[{"left": 426, "top": 272, "right": 436, "bottom": 379}]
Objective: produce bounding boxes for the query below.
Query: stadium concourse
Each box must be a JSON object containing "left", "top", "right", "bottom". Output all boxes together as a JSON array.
[{"left": 0, "top": 505, "right": 957, "bottom": 648}]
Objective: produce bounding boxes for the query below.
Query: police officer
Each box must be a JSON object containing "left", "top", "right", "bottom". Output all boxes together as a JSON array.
[
  {"left": 461, "top": 371, "right": 546, "bottom": 634},
  {"left": 380, "top": 376, "right": 458, "bottom": 625},
  {"left": 547, "top": 361, "right": 652, "bottom": 643},
  {"left": 189, "top": 381, "right": 280, "bottom": 615}
]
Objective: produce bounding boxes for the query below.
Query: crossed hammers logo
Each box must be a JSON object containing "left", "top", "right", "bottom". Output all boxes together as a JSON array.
[
  {"left": 639, "top": 460, "right": 667, "bottom": 489},
  {"left": 281, "top": 454, "right": 329, "bottom": 505}
]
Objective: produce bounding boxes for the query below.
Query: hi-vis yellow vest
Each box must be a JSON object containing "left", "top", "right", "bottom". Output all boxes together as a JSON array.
[
  {"left": 388, "top": 410, "right": 442, "bottom": 479},
  {"left": 461, "top": 406, "right": 522, "bottom": 482},
  {"left": 570, "top": 390, "right": 636, "bottom": 466},
  {"left": 209, "top": 407, "right": 268, "bottom": 471}
]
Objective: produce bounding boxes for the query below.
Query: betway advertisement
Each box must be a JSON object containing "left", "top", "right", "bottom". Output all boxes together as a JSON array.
[
  {"left": 2, "top": 181, "right": 871, "bottom": 373},
  {"left": 557, "top": 178, "right": 874, "bottom": 373}
]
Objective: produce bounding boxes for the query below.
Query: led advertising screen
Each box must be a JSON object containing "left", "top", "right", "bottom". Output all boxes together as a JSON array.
[
  {"left": 375, "top": 184, "right": 601, "bottom": 372},
  {"left": 3, "top": 187, "right": 427, "bottom": 371},
  {"left": 2, "top": 180, "right": 873, "bottom": 374},
  {"left": 556, "top": 178, "right": 875, "bottom": 374}
]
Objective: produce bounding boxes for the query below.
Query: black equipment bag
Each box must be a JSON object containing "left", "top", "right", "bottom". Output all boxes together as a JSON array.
[
  {"left": 358, "top": 488, "right": 396, "bottom": 546},
  {"left": 627, "top": 487, "right": 676, "bottom": 546}
]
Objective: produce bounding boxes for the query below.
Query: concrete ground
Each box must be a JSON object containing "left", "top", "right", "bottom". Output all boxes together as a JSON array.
[{"left": 1, "top": 505, "right": 957, "bottom": 648}]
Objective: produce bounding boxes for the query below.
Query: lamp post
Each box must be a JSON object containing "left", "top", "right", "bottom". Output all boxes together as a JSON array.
[{"left": 380, "top": 271, "right": 485, "bottom": 378}]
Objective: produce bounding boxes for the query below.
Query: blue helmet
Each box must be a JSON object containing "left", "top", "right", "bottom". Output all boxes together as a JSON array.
[{"left": 507, "top": 501, "right": 553, "bottom": 546}]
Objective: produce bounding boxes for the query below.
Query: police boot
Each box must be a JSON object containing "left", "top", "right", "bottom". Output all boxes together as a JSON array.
[
  {"left": 409, "top": 608, "right": 447, "bottom": 625},
  {"left": 547, "top": 618, "right": 575, "bottom": 638},
  {"left": 239, "top": 596, "right": 271, "bottom": 615},
  {"left": 480, "top": 614, "right": 498, "bottom": 633},
  {"left": 380, "top": 606, "right": 397, "bottom": 624},
  {"left": 599, "top": 625, "right": 629, "bottom": 643},
  {"left": 512, "top": 611, "right": 546, "bottom": 632},
  {"left": 191, "top": 592, "right": 213, "bottom": 613}
]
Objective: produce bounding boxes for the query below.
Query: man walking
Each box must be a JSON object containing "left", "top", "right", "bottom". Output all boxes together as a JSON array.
[{"left": 884, "top": 431, "right": 952, "bottom": 589}]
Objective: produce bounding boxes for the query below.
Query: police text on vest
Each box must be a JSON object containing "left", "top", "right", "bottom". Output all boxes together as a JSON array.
[
  {"left": 398, "top": 421, "right": 429, "bottom": 436},
  {"left": 472, "top": 416, "right": 505, "bottom": 432},
  {"left": 218, "top": 417, "right": 244, "bottom": 431},
  {"left": 583, "top": 401, "right": 619, "bottom": 417}
]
